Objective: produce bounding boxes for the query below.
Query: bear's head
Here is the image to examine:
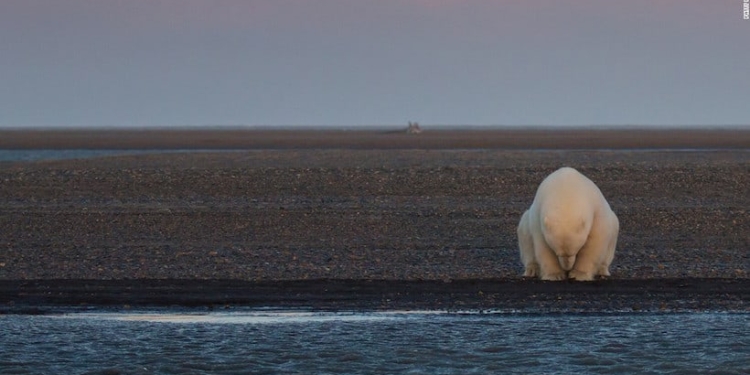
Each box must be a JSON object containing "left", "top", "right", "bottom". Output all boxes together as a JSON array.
[{"left": 542, "top": 215, "right": 591, "bottom": 271}]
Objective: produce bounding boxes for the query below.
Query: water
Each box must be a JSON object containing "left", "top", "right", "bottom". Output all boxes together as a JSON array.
[
  {"left": 1, "top": 311, "right": 748, "bottom": 374},
  {"left": 0, "top": 149, "right": 157, "bottom": 162},
  {"left": 0, "top": 149, "right": 253, "bottom": 162},
  {"left": 2, "top": 148, "right": 745, "bottom": 162}
]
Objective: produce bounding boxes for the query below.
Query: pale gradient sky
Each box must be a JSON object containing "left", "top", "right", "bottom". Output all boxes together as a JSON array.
[{"left": 1, "top": 0, "right": 748, "bottom": 128}]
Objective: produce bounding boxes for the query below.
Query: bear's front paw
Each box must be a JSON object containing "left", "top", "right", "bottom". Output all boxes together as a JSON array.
[
  {"left": 568, "top": 269, "right": 594, "bottom": 281},
  {"left": 541, "top": 272, "right": 567, "bottom": 281},
  {"left": 523, "top": 264, "right": 539, "bottom": 278},
  {"left": 597, "top": 266, "right": 611, "bottom": 277}
]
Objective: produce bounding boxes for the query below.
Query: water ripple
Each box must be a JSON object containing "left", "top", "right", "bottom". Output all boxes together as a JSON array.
[{"left": 0, "top": 312, "right": 748, "bottom": 374}]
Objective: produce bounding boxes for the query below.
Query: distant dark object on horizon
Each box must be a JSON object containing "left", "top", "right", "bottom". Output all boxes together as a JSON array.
[{"left": 407, "top": 121, "right": 422, "bottom": 134}]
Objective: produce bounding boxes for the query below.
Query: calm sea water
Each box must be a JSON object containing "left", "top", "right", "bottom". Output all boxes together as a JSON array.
[
  {"left": 1, "top": 311, "right": 748, "bottom": 375},
  {"left": 0, "top": 150, "right": 220, "bottom": 162},
  {"left": 0, "top": 150, "right": 147, "bottom": 161},
  {"left": 1, "top": 148, "right": 744, "bottom": 162}
]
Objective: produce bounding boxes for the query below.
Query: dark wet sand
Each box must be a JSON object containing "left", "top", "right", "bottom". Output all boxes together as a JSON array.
[
  {"left": 2, "top": 279, "right": 748, "bottom": 314},
  {"left": 0, "top": 128, "right": 748, "bottom": 313}
]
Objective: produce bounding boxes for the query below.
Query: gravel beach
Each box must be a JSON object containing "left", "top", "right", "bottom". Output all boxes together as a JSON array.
[{"left": 0, "top": 128, "right": 748, "bottom": 312}]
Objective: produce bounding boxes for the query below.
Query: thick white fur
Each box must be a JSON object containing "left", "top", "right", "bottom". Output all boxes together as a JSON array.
[{"left": 517, "top": 167, "right": 618, "bottom": 281}]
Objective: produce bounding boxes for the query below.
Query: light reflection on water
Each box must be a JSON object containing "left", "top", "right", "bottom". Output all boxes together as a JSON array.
[
  {"left": 54, "top": 310, "right": 445, "bottom": 324},
  {"left": 1, "top": 311, "right": 748, "bottom": 374}
]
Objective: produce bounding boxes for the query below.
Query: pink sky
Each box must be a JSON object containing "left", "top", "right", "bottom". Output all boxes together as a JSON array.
[{"left": 0, "top": 0, "right": 747, "bottom": 127}]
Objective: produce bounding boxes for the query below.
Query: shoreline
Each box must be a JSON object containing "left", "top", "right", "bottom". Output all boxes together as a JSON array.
[{"left": 2, "top": 278, "right": 749, "bottom": 314}]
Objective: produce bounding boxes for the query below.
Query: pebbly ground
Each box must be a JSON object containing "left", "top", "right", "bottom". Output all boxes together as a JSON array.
[{"left": 0, "top": 147, "right": 748, "bottom": 312}]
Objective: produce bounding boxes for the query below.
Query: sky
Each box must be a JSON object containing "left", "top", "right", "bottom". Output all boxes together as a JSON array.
[{"left": 0, "top": 0, "right": 748, "bottom": 128}]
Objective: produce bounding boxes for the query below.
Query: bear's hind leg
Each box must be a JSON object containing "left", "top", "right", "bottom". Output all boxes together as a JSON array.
[
  {"left": 517, "top": 210, "right": 539, "bottom": 278},
  {"left": 593, "top": 212, "right": 619, "bottom": 278},
  {"left": 596, "top": 264, "right": 611, "bottom": 278},
  {"left": 598, "top": 213, "right": 619, "bottom": 278}
]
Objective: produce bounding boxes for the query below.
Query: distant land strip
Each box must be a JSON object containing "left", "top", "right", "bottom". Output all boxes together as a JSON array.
[{"left": 1, "top": 127, "right": 749, "bottom": 150}]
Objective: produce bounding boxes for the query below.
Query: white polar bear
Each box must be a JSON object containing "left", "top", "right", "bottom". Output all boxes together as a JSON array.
[{"left": 517, "top": 167, "right": 619, "bottom": 281}]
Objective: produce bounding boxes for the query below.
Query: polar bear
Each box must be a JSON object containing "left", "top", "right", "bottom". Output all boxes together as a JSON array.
[{"left": 517, "top": 167, "right": 619, "bottom": 281}]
